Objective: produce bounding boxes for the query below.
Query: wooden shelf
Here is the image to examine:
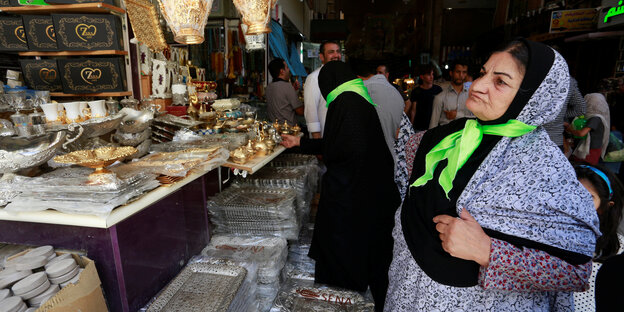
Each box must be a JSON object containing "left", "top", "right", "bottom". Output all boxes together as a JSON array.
[
  {"left": 50, "top": 91, "right": 132, "bottom": 97},
  {"left": 19, "top": 50, "right": 128, "bottom": 56},
  {"left": 0, "top": 3, "right": 125, "bottom": 15}
]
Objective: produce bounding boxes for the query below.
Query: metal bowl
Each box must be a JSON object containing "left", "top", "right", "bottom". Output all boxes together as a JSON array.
[
  {"left": 46, "top": 113, "right": 124, "bottom": 138},
  {"left": 113, "top": 128, "right": 152, "bottom": 146},
  {"left": 0, "top": 131, "right": 66, "bottom": 173},
  {"left": 119, "top": 108, "right": 154, "bottom": 133}
]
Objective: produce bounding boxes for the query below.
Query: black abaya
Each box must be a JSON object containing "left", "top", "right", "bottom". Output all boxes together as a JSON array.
[{"left": 298, "top": 61, "right": 400, "bottom": 309}]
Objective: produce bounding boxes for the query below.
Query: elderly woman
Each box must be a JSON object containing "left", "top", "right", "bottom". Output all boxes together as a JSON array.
[
  {"left": 385, "top": 39, "right": 600, "bottom": 311},
  {"left": 281, "top": 61, "right": 400, "bottom": 310}
]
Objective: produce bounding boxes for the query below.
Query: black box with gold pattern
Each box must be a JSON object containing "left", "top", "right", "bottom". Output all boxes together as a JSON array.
[
  {"left": 23, "top": 15, "right": 58, "bottom": 51},
  {"left": 0, "top": 0, "right": 11, "bottom": 7},
  {"left": 0, "top": 17, "right": 28, "bottom": 51},
  {"left": 58, "top": 57, "right": 126, "bottom": 93},
  {"left": 52, "top": 14, "right": 122, "bottom": 51},
  {"left": 44, "top": 0, "right": 117, "bottom": 5},
  {"left": 20, "top": 59, "right": 63, "bottom": 92}
]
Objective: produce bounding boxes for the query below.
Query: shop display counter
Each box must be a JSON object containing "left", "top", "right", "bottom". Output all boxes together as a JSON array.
[{"left": 0, "top": 164, "right": 222, "bottom": 312}]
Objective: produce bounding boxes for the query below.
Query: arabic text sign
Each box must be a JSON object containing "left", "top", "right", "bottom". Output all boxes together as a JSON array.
[
  {"left": 600, "top": 0, "right": 624, "bottom": 28},
  {"left": 550, "top": 8, "right": 598, "bottom": 33}
]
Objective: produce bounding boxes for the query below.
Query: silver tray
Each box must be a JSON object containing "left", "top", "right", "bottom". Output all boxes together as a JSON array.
[
  {"left": 208, "top": 187, "right": 296, "bottom": 211},
  {"left": 0, "top": 131, "right": 66, "bottom": 173},
  {"left": 270, "top": 154, "right": 318, "bottom": 168},
  {"left": 273, "top": 282, "right": 374, "bottom": 312},
  {"left": 147, "top": 263, "right": 247, "bottom": 312}
]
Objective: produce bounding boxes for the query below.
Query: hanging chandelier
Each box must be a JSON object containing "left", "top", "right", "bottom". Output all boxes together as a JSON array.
[
  {"left": 157, "top": 0, "right": 214, "bottom": 44},
  {"left": 232, "top": 0, "right": 277, "bottom": 35}
]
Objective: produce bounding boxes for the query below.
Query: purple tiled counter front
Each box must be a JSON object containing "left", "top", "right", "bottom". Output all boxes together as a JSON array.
[{"left": 0, "top": 168, "right": 223, "bottom": 312}]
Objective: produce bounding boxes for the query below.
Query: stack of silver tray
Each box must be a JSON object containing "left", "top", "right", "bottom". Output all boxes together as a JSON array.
[
  {"left": 208, "top": 186, "right": 298, "bottom": 240},
  {"left": 202, "top": 235, "right": 289, "bottom": 312},
  {"left": 0, "top": 167, "right": 159, "bottom": 216},
  {"left": 269, "top": 154, "right": 320, "bottom": 194},
  {"left": 285, "top": 223, "right": 316, "bottom": 280},
  {"left": 235, "top": 167, "right": 311, "bottom": 226},
  {"left": 270, "top": 279, "right": 375, "bottom": 312},
  {"left": 146, "top": 262, "right": 249, "bottom": 312}
]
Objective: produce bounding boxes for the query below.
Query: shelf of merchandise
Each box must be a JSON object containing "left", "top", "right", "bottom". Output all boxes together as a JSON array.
[
  {"left": 18, "top": 50, "right": 128, "bottom": 56},
  {"left": 0, "top": 3, "right": 125, "bottom": 15},
  {"left": 4, "top": 2, "right": 134, "bottom": 98},
  {"left": 49, "top": 91, "right": 132, "bottom": 97}
]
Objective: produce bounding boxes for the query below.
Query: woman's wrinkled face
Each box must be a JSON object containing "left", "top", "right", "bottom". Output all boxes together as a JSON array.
[{"left": 466, "top": 52, "right": 525, "bottom": 121}]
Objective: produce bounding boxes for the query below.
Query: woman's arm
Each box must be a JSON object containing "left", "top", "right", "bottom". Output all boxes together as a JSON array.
[
  {"left": 280, "top": 135, "right": 324, "bottom": 155},
  {"left": 434, "top": 209, "right": 592, "bottom": 292},
  {"left": 479, "top": 238, "right": 591, "bottom": 292}
]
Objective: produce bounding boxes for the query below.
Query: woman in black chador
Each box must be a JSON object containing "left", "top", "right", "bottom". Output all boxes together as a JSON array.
[{"left": 281, "top": 61, "right": 400, "bottom": 310}]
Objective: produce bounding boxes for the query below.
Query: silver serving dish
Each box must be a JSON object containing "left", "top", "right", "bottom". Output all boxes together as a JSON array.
[
  {"left": 0, "top": 131, "right": 66, "bottom": 173},
  {"left": 126, "top": 139, "right": 151, "bottom": 160},
  {"left": 113, "top": 128, "right": 151, "bottom": 146},
  {"left": 0, "top": 119, "right": 16, "bottom": 137},
  {"left": 119, "top": 108, "right": 154, "bottom": 133},
  {"left": 46, "top": 113, "right": 124, "bottom": 138}
]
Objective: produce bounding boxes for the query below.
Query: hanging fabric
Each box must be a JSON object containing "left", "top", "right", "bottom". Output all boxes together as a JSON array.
[{"left": 268, "top": 20, "right": 307, "bottom": 78}]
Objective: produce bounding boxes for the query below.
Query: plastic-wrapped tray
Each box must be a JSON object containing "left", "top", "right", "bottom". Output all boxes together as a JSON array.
[
  {"left": 147, "top": 262, "right": 247, "bottom": 312},
  {"left": 271, "top": 279, "right": 374, "bottom": 312},
  {"left": 269, "top": 154, "right": 318, "bottom": 168},
  {"left": 208, "top": 187, "right": 296, "bottom": 213}
]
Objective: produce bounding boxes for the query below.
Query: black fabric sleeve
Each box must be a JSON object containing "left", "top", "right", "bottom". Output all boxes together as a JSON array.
[{"left": 299, "top": 137, "right": 324, "bottom": 155}]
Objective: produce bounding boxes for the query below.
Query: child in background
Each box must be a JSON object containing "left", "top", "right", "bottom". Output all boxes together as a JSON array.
[{"left": 573, "top": 164, "right": 624, "bottom": 312}]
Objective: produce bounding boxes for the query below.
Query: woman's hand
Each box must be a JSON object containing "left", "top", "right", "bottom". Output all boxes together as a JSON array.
[
  {"left": 280, "top": 134, "right": 301, "bottom": 148},
  {"left": 433, "top": 208, "right": 492, "bottom": 267}
]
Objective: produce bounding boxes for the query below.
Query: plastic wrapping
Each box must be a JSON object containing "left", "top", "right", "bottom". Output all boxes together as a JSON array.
[
  {"left": 121, "top": 147, "right": 229, "bottom": 177},
  {"left": 270, "top": 278, "right": 375, "bottom": 312},
  {"left": 285, "top": 223, "right": 316, "bottom": 279},
  {"left": 1, "top": 167, "right": 159, "bottom": 217},
  {"left": 140, "top": 256, "right": 257, "bottom": 312},
  {"left": 269, "top": 154, "right": 320, "bottom": 202},
  {"left": 234, "top": 167, "right": 312, "bottom": 228},
  {"left": 208, "top": 186, "right": 299, "bottom": 240},
  {"left": 151, "top": 133, "right": 249, "bottom": 152},
  {"left": 201, "top": 235, "right": 288, "bottom": 311},
  {"left": 202, "top": 235, "right": 288, "bottom": 284}
]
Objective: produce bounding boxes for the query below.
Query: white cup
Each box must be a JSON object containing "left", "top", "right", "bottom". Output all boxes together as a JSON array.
[
  {"left": 62, "top": 101, "right": 82, "bottom": 123},
  {"left": 87, "top": 100, "right": 107, "bottom": 118},
  {"left": 40, "top": 103, "right": 61, "bottom": 123},
  {"left": 79, "top": 101, "right": 88, "bottom": 118}
]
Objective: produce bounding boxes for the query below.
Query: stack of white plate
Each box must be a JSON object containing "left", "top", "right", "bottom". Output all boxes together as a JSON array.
[
  {"left": 0, "top": 296, "right": 28, "bottom": 312},
  {"left": 45, "top": 258, "right": 81, "bottom": 288}
]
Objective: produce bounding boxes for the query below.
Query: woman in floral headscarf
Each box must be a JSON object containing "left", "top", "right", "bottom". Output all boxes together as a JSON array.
[{"left": 385, "top": 39, "right": 600, "bottom": 311}]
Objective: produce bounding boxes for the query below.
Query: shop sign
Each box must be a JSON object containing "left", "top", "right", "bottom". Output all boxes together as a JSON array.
[
  {"left": 550, "top": 8, "right": 598, "bottom": 33},
  {"left": 599, "top": 0, "right": 624, "bottom": 28}
]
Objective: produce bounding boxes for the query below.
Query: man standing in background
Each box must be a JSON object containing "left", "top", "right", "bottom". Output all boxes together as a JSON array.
[
  {"left": 377, "top": 64, "right": 411, "bottom": 114},
  {"left": 410, "top": 64, "right": 442, "bottom": 131},
  {"left": 429, "top": 60, "right": 471, "bottom": 128},
  {"left": 304, "top": 41, "right": 342, "bottom": 138},
  {"left": 266, "top": 58, "right": 304, "bottom": 126}
]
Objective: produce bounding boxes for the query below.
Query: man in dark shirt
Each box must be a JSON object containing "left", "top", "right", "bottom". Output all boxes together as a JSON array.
[
  {"left": 410, "top": 64, "right": 442, "bottom": 131},
  {"left": 266, "top": 58, "right": 304, "bottom": 125}
]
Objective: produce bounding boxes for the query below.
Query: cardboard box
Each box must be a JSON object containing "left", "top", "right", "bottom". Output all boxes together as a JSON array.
[
  {"left": 0, "top": 17, "right": 28, "bottom": 51},
  {"left": 20, "top": 59, "right": 63, "bottom": 91},
  {"left": 6, "top": 251, "right": 107, "bottom": 312},
  {"left": 52, "top": 14, "right": 122, "bottom": 51},
  {"left": 23, "top": 15, "right": 58, "bottom": 51},
  {"left": 58, "top": 57, "right": 126, "bottom": 93}
]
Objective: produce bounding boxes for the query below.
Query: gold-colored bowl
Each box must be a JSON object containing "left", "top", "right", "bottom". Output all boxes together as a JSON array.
[{"left": 54, "top": 146, "right": 137, "bottom": 183}]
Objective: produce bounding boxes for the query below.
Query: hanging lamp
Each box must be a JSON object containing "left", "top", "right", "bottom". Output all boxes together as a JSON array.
[
  {"left": 157, "top": 0, "right": 214, "bottom": 44},
  {"left": 232, "top": 0, "right": 277, "bottom": 35}
]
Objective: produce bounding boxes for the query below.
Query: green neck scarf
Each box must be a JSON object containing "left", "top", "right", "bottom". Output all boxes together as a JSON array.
[
  {"left": 326, "top": 78, "right": 376, "bottom": 107},
  {"left": 411, "top": 119, "right": 536, "bottom": 198}
]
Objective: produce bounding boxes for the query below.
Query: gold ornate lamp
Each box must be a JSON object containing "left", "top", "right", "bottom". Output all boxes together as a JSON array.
[
  {"left": 157, "top": 0, "right": 214, "bottom": 44},
  {"left": 232, "top": 0, "right": 277, "bottom": 35}
]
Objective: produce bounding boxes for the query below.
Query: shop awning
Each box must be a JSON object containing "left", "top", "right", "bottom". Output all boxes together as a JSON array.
[{"left": 269, "top": 20, "right": 308, "bottom": 78}]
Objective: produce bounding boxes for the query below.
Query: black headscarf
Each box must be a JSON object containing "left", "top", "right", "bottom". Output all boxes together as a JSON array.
[
  {"left": 401, "top": 39, "right": 559, "bottom": 286},
  {"left": 318, "top": 61, "right": 359, "bottom": 100}
]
